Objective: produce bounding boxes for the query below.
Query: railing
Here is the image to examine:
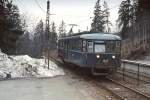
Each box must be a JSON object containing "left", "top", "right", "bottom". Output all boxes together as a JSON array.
[{"left": 121, "top": 59, "right": 150, "bottom": 85}]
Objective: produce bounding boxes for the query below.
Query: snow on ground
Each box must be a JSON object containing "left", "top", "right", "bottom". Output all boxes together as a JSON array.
[
  {"left": 135, "top": 54, "right": 150, "bottom": 65},
  {"left": 0, "top": 50, "right": 65, "bottom": 79},
  {"left": 122, "top": 54, "right": 150, "bottom": 75}
]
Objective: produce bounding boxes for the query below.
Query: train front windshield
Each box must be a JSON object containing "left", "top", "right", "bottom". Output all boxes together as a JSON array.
[
  {"left": 94, "top": 44, "right": 105, "bottom": 53},
  {"left": 88, "top": 41, "right": 121, "bottom": 53},
  {"left": 105, "top": 41, "right": 121, "bottom": 53}
]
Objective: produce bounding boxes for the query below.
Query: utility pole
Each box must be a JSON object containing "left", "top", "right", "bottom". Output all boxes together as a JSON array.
[
  {"left": 44, "top": 0, "right": 56, "bottom": 68},
  {"left": 45, "top": 0, "right": 50, "bottom": 69}
]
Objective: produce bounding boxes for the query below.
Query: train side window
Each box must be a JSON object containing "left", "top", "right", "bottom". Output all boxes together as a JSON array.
[
  {"left": 62, "top": 41, "right": 64, "bottom": 48},
  {"left": 69, "top": 40, "right": 73, "bottom": 50},
  {"left": 60, "top": 41, "right": 61, "bottom": 47},
  {"left": 68, "top": 39, "right": 82, "bottom": 51},
  {"left": 116, "top": 41, "right": 121, "bottom": 53},
  {"left": 75, "top": 39, "right": 82, "bottom": 51},
  {"left": 82, "top": 40, "right": 86, "bottom": 52},
  {"left": 61, "top": 41, "right": 64, "bottom": 48},
  {"left": 116, "top": 41, "right": 120, "bottom": 47},
  {"left": 78, "top": 40, "right": 82, "bottom": 51},
  {"left": 68, "top": 40, "right": 71, "bottom": 50},
  {"left": 58, "top": 41, "right": 60, "bottom": 47},
  {"left": 71, "top": 40, "right": 74, "bottom": 50},
  {"left": 64, "top": 40, "right": 67, "bottom": 50}
]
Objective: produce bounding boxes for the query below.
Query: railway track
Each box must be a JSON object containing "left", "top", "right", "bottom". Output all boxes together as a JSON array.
[
  {"left": 102, "top": 77, "right": 150, "bottom": 100},
  {"left": 117, "top": 69, "right": 150, "bottom": 84},
  {"left": 90, "top": 75, "right": 150, "bottom": 100},
  {"left": 50, "top": 56, "right": 150, "bottom": 100}
]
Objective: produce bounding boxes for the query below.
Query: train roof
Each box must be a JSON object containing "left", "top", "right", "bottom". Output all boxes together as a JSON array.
[{"left": 59, "top": 33, "right": 121, "bottom": 40}]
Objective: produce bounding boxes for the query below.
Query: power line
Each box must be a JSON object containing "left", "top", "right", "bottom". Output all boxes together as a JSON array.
[
  {"left": 34, "top": 0, "right": 46, "bottom": 13},
  {"left": 14, "top": 0, "right": 26, "bottom": 10}
]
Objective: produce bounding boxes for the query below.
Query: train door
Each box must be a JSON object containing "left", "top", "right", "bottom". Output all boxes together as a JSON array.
[{"left": 87, "top": 41, "right": 94, "bottom": 53}]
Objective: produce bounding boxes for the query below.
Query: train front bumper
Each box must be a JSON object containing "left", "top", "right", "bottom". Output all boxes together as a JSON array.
[{"left": 86, "top": 53, "right": 121, "bottom": 69}]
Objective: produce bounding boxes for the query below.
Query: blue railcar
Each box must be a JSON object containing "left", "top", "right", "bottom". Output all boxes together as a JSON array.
[{"left": 58, "top": 33, "right": 121, "bottom": 75}]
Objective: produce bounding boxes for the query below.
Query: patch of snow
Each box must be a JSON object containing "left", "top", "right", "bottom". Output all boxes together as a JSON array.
[
  {"left": 135, "top": 54, "right": 150, "bottom": 65},
  {"left": 0, "top": 50, "right": 65, "bottom": 79},
  {"left": 136, "top": 61, "right": 150, "bottom": 65}
]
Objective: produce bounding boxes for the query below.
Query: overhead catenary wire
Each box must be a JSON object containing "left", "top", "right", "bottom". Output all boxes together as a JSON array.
[
  {"left": 14, "top": 0, "right": 27, "bottom": 11},
  {"left": 17, "top": 0, "right": 119, "bottom": 22},
  {"left": 34, "top": 0, "right": 46, "bottom": 13},
  {"left": 14, "top": 0, "right": 120, "bottom": 33}
]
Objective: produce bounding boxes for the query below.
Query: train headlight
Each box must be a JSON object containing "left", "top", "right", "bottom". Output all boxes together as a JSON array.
[
  {"left": 96, "top": 55, "right": 100, "bottom": 59},
  {"left": 112, "top": 55, "right": 116, "bottom": 59}
]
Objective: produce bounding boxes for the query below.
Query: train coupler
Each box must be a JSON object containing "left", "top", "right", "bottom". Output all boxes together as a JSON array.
[{"left": 91, "top": 66, "right": 108, "bottom": 76}]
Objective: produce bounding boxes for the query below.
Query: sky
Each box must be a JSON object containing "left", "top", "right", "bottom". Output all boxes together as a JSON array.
[{"left": 13, "top": 0, "right": 123, "bottom": 33}]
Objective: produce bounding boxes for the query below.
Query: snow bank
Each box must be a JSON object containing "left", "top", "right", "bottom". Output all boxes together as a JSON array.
[
  {"left": 0, "top": 50, "right": 64, "bottom": 79},
  {"left": 136, "top": 54, "right": 150, "bottom": 65}
]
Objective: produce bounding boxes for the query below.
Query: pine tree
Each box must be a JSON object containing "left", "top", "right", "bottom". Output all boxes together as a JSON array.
[
  {"left": 8, "top": 5, "right": 20, "bottom": 29},
  {"left": 16, "top": 31, "right": 33, "bottom": 56},
  {"left": 0, "top": 0, "right": 24, "bottom": 54},
  {"left": 33, "top": 20, "right": 44, "bottom": 57},
  {"left": 131, "top": 0, "right": 139, "bottom": 23},
  {"left": 58, "top": 20, "right": 66, "bottom": 37},
  {"left": 117, "top": 0, "right": 139, "bottom": 39},
  {"left": 103, "top": 1, "right": 111, "bottom": 33},
  {"left": 91, "top": 0, "right": 105, "bottom": 33},
  {"left": 51, "top": 22, "right": 56, "bottom": 33},
  {"left": 51, "top": 22, "right": 57, "bottom": 49},
  {"left": 117, "top": 0, "right": 131, "bottom": 38}
]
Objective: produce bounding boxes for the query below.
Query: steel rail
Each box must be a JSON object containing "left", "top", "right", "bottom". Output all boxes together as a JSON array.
[
  {"left": 50, "top": 56, "right": 125, "bottom": 100},
  {"left": 106, "top": 77, "right": 150, "bottom": 99},
  {"left": 95, "top": 81, "right": 125, "bottom": 100}
]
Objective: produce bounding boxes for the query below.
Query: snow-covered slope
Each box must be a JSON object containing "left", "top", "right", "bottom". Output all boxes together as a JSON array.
[
  {"left": 136, "top": 54, "right": 150, "bottom": 65},
  {"left": 0, "top": 50, "right": 64, "bottom": 78}
]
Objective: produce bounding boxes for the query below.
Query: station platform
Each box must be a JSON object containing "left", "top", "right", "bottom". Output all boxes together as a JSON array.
[{"left": 0, "top": 76, "right": 88, "bottom": 100}]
